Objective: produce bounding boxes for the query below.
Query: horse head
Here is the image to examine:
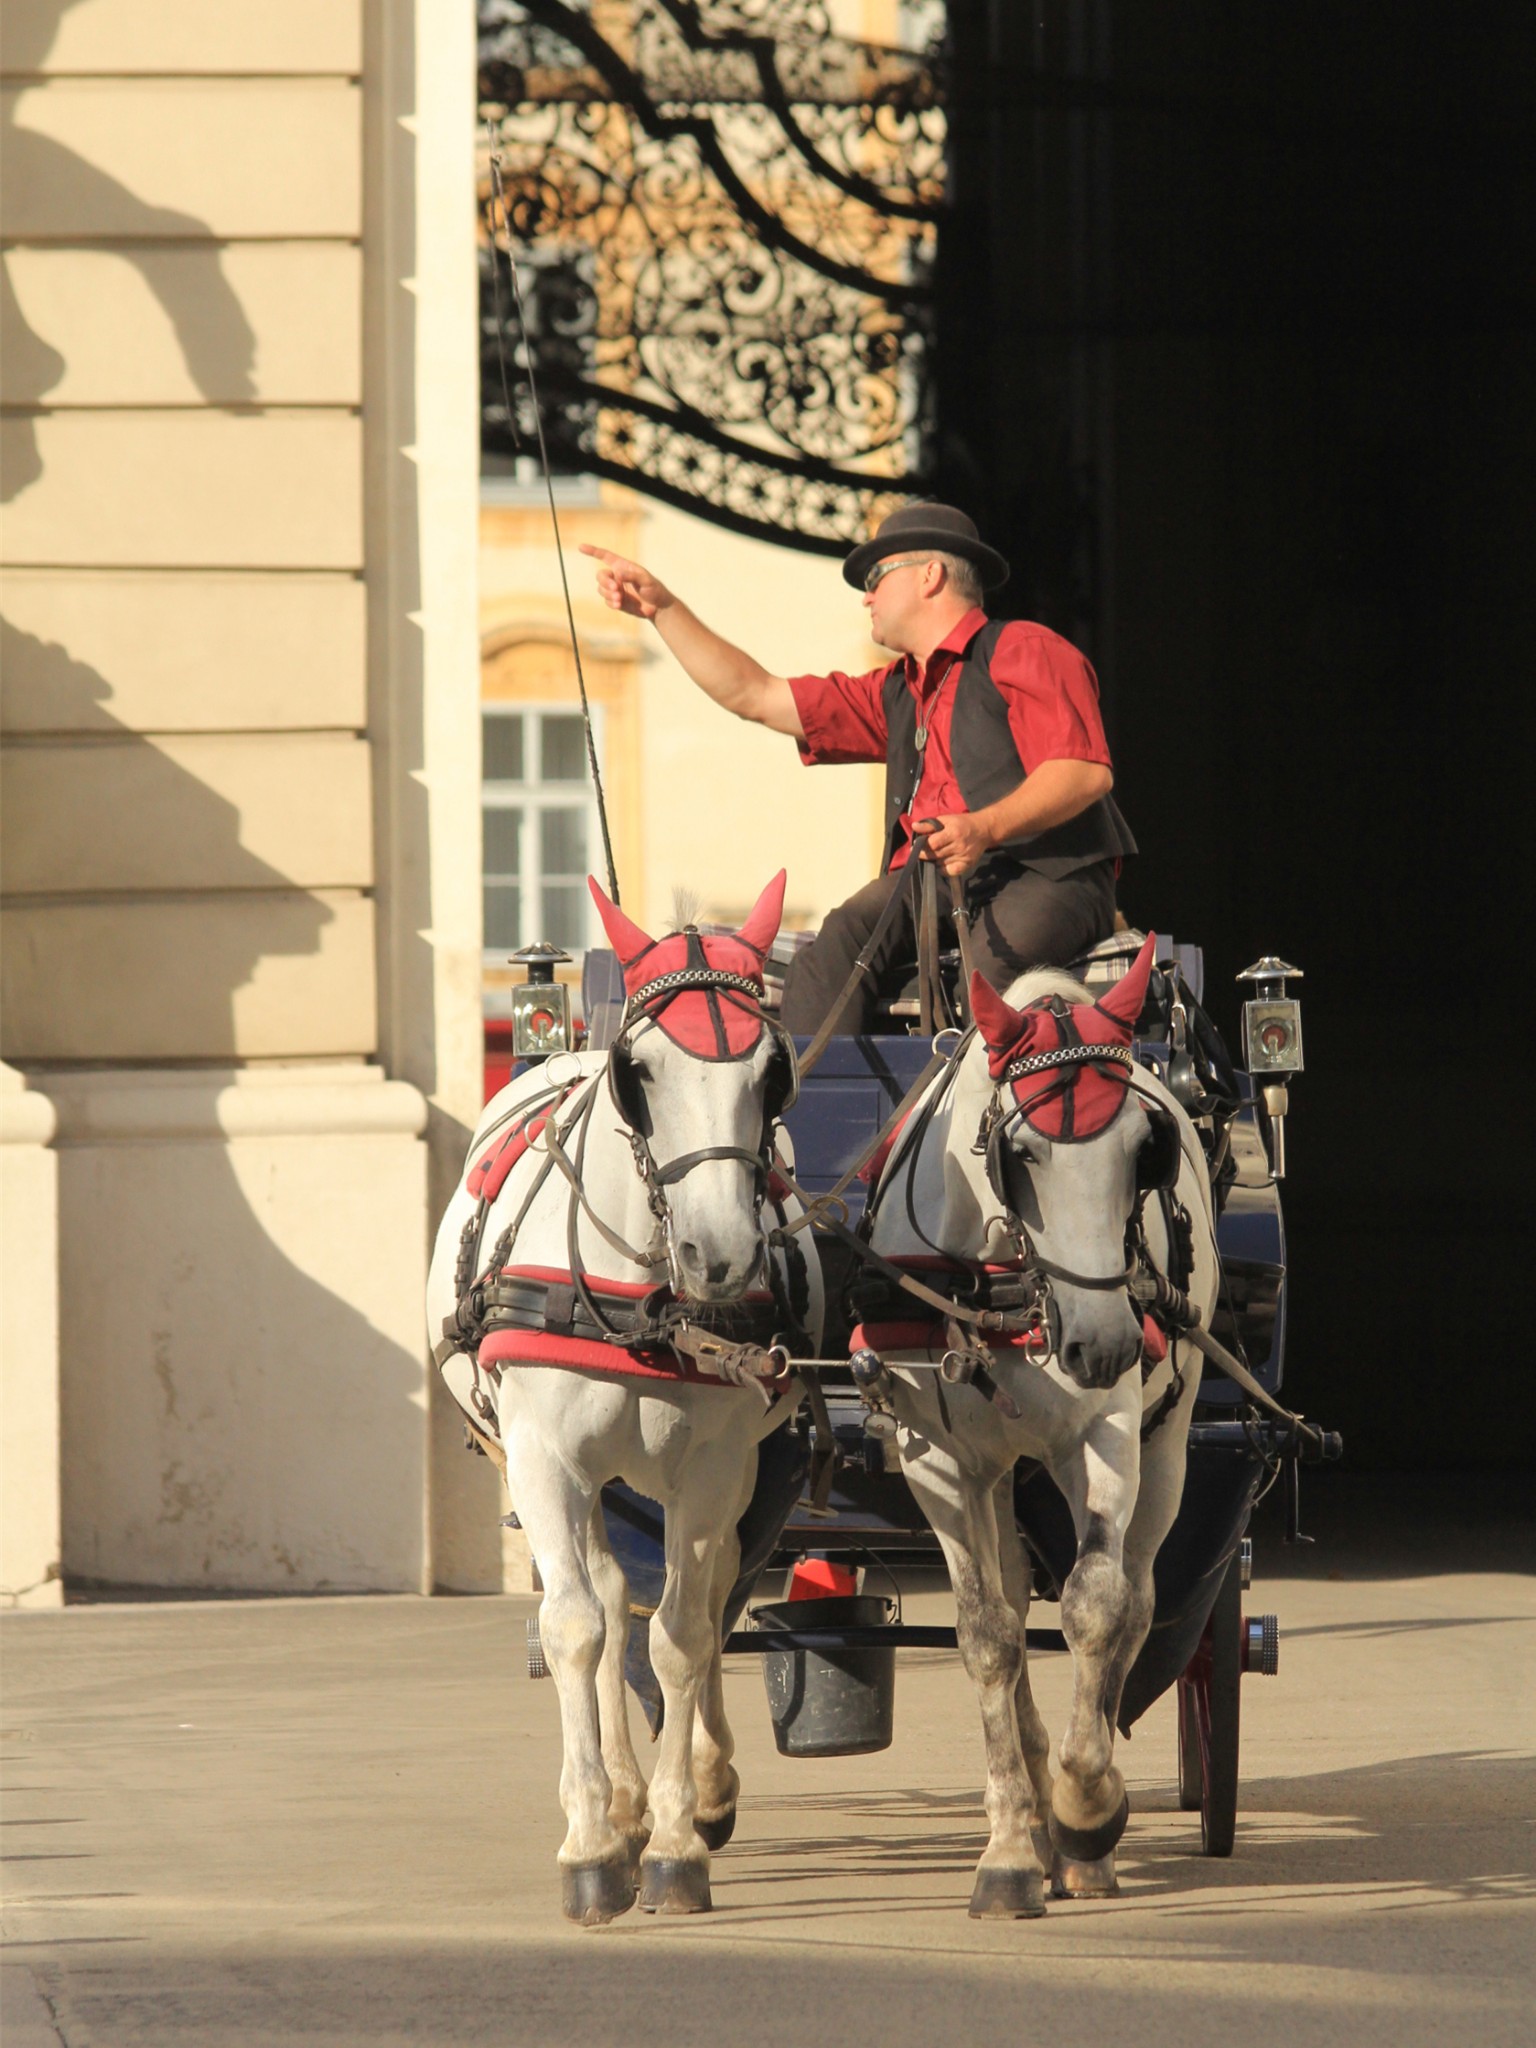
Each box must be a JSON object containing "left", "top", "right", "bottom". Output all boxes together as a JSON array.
[
  {"left": 967, "top": 934, "right": 1170, "bottom": 1391},
  {"left": 590, "top": 872, "right": 796, "bottom": 1302}
]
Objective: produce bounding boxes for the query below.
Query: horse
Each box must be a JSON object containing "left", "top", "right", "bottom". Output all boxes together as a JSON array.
[
  {"left": 857, "top": 933, "right": 1218, "bottom": 1916},
  {"left": 428, "top": 872, "right": 822, "bottom": 1926}
]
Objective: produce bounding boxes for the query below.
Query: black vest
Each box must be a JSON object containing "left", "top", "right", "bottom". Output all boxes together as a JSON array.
[{"left": 879, "top": 619, "right": 1138, "bottom": 879}]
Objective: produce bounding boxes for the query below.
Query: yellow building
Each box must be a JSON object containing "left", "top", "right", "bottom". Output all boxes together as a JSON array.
[
  {"left": 478, "top": 477, "right": 887, "bottom": 1027},
  {"left": 473, "top": 0, "right": 943, "bottom": 1022}
]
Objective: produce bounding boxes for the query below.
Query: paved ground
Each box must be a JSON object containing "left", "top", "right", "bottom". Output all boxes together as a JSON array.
[{"left": 3, "top": 1477, "right": 1532, "bottom": 2047}]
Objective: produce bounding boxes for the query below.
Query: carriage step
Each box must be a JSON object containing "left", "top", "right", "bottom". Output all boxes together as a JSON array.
[
  {"left": 721, "top": 1624, "right": 1068, "bottom": 1654},
  {"left": 1241, "top": 1612, "right": 1279, "bottom": 1676},
  {"left": 527, "top": 1615, "right": 548, "bottom": 1680}
]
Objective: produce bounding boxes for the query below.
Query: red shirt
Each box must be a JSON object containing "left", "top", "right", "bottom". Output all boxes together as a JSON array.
[{"left": 788, "top": 610, "right": 1113, "bottom": 869}]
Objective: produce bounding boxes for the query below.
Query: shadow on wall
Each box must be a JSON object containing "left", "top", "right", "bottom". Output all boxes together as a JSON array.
[
  {"left": 0, "top": 4, "right": 500, "bottom": 1589},
  {"left": 0, "top": 0, "right": 257, "bottom": 503},
  {"left": 1, "top": 621, "right": 441, "bottom": 1593},
  {"left": 0, "top": 0, "right": 454, "bottom": 1583}
]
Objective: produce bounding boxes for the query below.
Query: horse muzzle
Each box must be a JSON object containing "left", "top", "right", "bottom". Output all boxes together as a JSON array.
[
  {"left": 1054, "top": 1289, "right": 1145, "bottom": 1391},
  {"left": 671, "top": 1235, "right": 768, "bottom": 1306}
]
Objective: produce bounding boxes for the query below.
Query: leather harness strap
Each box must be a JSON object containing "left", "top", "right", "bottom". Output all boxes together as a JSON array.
[{"left": 795, "top": 852, "right": 929, "bottom": 1080}]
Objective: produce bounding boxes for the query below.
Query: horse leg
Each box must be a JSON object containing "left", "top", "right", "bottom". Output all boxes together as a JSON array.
[
  {"left": 504, "top": 1438, "right": 635, "bottom": 1927},
  {"left": 691, "top": 1469, "right": 750, "bottom": 1852},
  {"left": 1047, "top": 1401, "right": 1141, "bottom": 1899},
  {"left": 587, "top": 1496, "right": 651, "bottom": 1870},
  {"left": 638, "top": 1468, "right": 741, "bottom": 1914},
  {"left": 993, "top": 1471, "right": 1055, "bottom": 1828},
  {"left": 1109, "top": 1346, "right": 1202, "bottom": 1734},
  {"left": 902, "top": 1449, "right": 1047, "bottom": 1918}
]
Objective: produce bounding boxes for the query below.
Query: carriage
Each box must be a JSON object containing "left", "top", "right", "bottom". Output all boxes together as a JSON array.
[{"left": 486, "top": 914, "right": 1340, "bottom": 1870}]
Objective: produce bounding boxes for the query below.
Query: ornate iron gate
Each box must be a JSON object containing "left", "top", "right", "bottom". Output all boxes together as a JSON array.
[{"left": 478, "top": 0, "right": 947, "bottom": 552}]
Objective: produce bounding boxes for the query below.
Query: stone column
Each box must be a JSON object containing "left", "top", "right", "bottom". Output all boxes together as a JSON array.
[{"left": 0, "top": 1064, "right": 62, "bottom": 1609}]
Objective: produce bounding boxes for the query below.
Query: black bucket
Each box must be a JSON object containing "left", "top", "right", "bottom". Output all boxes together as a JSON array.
[{"left": 751, "top": 1595, "right": 898, "bottom": 1757}]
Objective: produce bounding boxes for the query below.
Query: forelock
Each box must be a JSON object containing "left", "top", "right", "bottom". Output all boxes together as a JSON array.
[{"left": 1001, "top": 965, "right": 1090, "bottom": 1010}]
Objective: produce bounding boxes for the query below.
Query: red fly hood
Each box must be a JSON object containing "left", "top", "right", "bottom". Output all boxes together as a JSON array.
[
  {"left": 589, "top": 872, "right": 786, "bottom": 1057},
  {"left": 969, "top": 935, "right": 1157, "bottom": 1140}
]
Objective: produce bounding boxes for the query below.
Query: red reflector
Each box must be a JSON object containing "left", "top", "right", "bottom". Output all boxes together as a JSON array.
[{"left": 787, "top": 1558, "right": 861, "bottom": 1602}]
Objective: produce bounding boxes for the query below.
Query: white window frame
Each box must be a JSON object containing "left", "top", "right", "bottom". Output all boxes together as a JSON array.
[{"left": 482, "top": 703, "right": 604, "bottom": 962}]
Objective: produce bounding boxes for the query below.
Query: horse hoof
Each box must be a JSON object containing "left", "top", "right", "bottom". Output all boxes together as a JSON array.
[
  {"left": 1051, "top": 1850, "right": 1118, "bottom": 1900},
  {"left": 560, "top": 1858, "right": 637, "bottom": 1927},
  {"left": 639, "top": 1856, "right": 713, "bottom": 1915},
  {"left": 1049, "top": 1789, "right": 1130, "bottom": 1865},
  {"left": 694, "top": 1805, "right": 737, "bottom": 1851},
  {"left": 968, "top": 1865, "right": 1047, "bottom": 1919}
]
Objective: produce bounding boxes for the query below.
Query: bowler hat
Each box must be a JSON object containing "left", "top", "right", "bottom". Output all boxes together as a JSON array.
[{"left": 842, "top": 501, "right": 1010, "bottom": 592}]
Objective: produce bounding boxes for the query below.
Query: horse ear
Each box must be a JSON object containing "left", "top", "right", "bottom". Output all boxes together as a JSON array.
[
  {"left": 587, "top": 876, "right": 654, "bottom": 971},
  {"left": 734, "top": 870, "right": 787, "bottom": 960},
  {"left": 1094, "top": 932, "right": 1158, "bottom": 1036},
  {"left": 969, "top": 972, "right": 1027, "bottom": 1057}
]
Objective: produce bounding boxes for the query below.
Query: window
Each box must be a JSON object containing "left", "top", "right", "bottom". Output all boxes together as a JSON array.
[{"left": 483, "top": 707, "right": 600, "bottom": 957}]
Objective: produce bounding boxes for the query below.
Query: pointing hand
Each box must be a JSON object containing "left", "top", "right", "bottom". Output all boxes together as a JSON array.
[{"left": 580, "top": 545, "right": 674, "bottom": 621}]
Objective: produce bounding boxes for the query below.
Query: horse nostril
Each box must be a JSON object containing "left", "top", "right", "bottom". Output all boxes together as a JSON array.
[{"left": 705, "top": 1257, "right": 733, "bottom": 1286}]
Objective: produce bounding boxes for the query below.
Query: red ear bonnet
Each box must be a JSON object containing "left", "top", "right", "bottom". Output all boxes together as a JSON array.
[
  {"left": 974, "top": 934, "right": 1158, "bottom": 1141},
  {"left": 734, "top": 869, "right": 787, "bottom": 961},
  {"left": 1092, "top": 931, "right": 1157, "bottom": 1034},
  {"left": 970, "top": 973, "right": 1035, "bottom": 1070},
  {"left": 589, "top": 878, "right": 654, "bottom": 970},
  {"left": 588, "top": 873, "right": 780, "bottom": 1058}
]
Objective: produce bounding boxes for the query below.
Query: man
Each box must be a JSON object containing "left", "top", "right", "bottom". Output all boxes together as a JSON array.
[{"left": 581, "top": 502, "right": 1135, "bottom": 1033}]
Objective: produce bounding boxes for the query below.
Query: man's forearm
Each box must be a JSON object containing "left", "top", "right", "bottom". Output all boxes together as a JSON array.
[
  {"left": 653, "top": 602, "right": 775, "bottom": 719},
  {"left": 651, "top": 603, "right": 804, "bottom": 736},
  {"left": 972, "top": 760, "right": 1114, "bottom": 847}
]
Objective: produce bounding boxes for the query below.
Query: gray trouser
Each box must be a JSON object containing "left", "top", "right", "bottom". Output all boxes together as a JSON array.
[{"left": 779, "top": 857, "right": 1119, "bottom": 1037}]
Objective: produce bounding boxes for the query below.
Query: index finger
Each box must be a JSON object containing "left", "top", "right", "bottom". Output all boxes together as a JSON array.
[{"left": 579, "top": 544, "right": 617, "bottom": 564}]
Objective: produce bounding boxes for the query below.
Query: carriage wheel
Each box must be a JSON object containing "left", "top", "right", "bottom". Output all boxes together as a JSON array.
[
  {"left": 1176, "top": 1675, "right": 1203, "bottom": 1810},
  {"left": 1174, "top": 1550, "right": 1242, "bottom": 1856}
]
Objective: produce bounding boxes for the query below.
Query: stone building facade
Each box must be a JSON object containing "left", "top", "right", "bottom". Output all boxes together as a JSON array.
[{"left": 1, "top": 0, "right": 492, "bottom": 1600}]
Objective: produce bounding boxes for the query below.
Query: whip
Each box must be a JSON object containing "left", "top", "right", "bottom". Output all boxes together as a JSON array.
[{"left": 483, "top": 136, "right": 622, "bottom": 905}]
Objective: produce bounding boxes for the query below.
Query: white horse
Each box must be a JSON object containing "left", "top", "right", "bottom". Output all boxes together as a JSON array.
[
  {"left": 429, "top": 873, "right": 822, "bottom": 1925},
  {"left": 860, "top": 934, "right": 1218, "bottom": 1915}
]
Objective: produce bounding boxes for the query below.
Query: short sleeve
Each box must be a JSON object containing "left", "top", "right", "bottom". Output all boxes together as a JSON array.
[
  {"left": 988, "top": 624, "right": 1112, "bottom": 772},
  {"left": 788, "top": 666, "right": 894, "bottom": 766}
]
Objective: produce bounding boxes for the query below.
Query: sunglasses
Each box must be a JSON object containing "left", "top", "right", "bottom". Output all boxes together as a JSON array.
[{"left": 863, "top": 555, "right": 932, "bottom": 594}]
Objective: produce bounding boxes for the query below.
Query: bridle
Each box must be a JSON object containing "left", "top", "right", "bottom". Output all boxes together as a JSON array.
[
  {"left": 605, "top": 947, "right": 798, "bottom": 1271},
  {"left": 973, "top": 1030, "right": 1147, "bottom": 1298},
  {"left": 437, "top": 948, "right": 810, "bottom": 1397},
  {"left": 825, "top": 1007, "right": 1189, "bottom": 1406}
]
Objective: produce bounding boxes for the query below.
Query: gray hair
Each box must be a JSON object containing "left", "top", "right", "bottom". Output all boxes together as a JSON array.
[{"left": 930, "top": 551, "right": 984, "bottom": 606}]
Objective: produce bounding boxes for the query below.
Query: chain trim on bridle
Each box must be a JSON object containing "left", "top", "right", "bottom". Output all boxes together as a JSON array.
[
  {"left": 626, "top": 966, "right": 766, "bottom": 1008},
  {"left": 1001, "top": 1042, "right": 1133, "bottom": 1083}
]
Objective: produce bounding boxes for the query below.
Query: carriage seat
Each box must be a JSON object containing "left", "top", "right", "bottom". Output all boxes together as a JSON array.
[
  {"left": 763, "top": 925, "right": 1206, "bottom": 1033},
  {"left": 579, "top": 927, "right": 1208, "bottom": 1044}
]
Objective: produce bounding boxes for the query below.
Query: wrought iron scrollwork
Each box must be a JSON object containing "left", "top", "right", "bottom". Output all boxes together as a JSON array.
[{"left": 479, "top": 0, "right": 946, "bottom": 552}]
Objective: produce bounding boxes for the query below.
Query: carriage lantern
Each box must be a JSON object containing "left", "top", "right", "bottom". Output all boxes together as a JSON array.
[
  {"left": 1237, "top": 957, "right": 1302, "bottom": 1179},
  {"left": 509, "top": 942, "right": 573, "bottom": 1062}
]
